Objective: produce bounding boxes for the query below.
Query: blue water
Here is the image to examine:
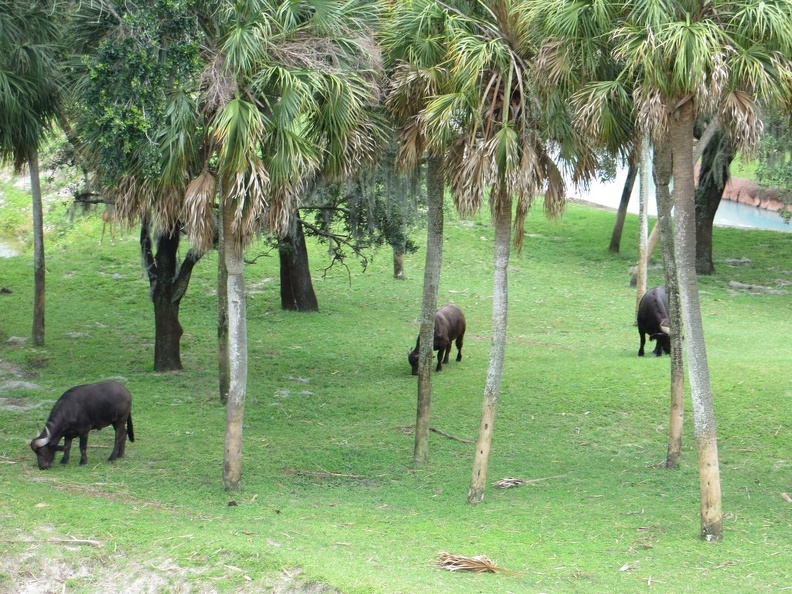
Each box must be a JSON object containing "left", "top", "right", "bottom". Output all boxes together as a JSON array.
[{"left": 568, "top": 168, "right": 792, "bottom": 233}]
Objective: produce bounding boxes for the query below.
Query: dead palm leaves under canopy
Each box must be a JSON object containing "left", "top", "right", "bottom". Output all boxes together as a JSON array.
[{"left": 435, "top": 551, "right": 523, "bottom": 576}]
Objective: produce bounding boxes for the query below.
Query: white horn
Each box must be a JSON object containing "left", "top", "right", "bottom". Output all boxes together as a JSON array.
[
  {"left": 32, "top": 427, "right": 51, "bottom": 448},
  {"left": 660, "top": 325, "right": 671, "bottom": 335}
]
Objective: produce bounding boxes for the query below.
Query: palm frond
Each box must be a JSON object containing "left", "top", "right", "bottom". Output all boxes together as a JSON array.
[
  {"left": 435, "top": 551, "right": 523, "bottom": 576},
  {"left": 183, "top": 170, "right": 217, "bottom": 255}
]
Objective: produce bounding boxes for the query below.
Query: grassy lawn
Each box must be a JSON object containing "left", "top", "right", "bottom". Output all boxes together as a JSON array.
[{"left": 1, "top": 173, "right": 791, "bottom": 593}]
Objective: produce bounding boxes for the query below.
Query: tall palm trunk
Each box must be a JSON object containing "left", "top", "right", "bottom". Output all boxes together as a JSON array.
[
  {"left": 30, "top": 151, "right": 45, "bottom": 346},
  {"left": 653, "top": 143, "right": 685, "bottom": 469},
  {"left": 414, "top": 156, "right": 444, "bottom": 464},
  {"left": 635, "top": 137, "right": 650, "bottom": 316},
  {"left": 222, "top": 199, "right": 248, "bottom": 491},
  {"left": 468, "top": 187, "right": 511, "bottom": 504},
  {"left": 670, "top": 100, "right": 722, "bottom": 540},
  {"left": 217, "top": 199, "right": 230, "bottom": 404}
]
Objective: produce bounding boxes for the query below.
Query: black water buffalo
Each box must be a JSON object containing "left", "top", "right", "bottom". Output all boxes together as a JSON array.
[
  {"left": 30, "top": 381, "right": 134, "bottom": 470},
  {"left": 408, "top": 304, "right": 466, "bottom": 375},
  {"left": 637, "top": 286, "right": 671, "bottom": 356}
]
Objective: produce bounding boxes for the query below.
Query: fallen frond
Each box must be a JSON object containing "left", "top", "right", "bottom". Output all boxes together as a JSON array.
[
  {"left": 493, "top": 473, "right": 568, "bottom": 488},
  {"left": 492, "top": 477, "right": 529, "bottom": 488},
  {"left": 435, "top": 551, "right": 522, "bottom": 576}
]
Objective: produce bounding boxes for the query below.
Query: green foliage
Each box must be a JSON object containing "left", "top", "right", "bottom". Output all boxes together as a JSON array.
[
  {"left": 755, "top": 108, "right": 792, "bottom": 199},
  {"left": 2, "top": 166, "right": 792, "bottom": 591},
  {"left": 74, "top": 0, "right": 202, "bottom": 188}
]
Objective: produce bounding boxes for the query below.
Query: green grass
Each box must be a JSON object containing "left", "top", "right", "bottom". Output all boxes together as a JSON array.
[{"left": 1, "top": 176, "right": 792, "bottom": 593}]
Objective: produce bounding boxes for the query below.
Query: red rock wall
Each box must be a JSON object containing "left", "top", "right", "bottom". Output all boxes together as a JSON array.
[{"left": 722, "top": 177, "right": 785, "bottom": 212}]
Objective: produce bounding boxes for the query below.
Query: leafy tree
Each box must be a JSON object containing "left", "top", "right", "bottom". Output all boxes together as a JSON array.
[
  {"left": 0, "top": 0, "right": 65, "bottom": 346},
  {"left": 67, "top": 0, "right": 206, "bottom": 371},
  {"left": 755, "top": 107, "right": 792, "bottom": 213}
]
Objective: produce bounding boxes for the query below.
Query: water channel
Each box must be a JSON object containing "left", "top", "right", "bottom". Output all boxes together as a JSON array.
[
  {"left": 567, "top": 167, "right": 792, "bottom": 233},
  {"left": 0, "top": 170, "right": 789, "bottom": 259}
]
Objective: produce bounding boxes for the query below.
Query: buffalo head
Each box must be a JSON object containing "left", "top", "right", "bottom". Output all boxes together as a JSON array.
[{"left": 29, "top": 427, "right": 63, "bottom": 470}]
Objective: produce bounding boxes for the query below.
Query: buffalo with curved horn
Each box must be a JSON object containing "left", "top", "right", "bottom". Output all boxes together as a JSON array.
[{"left": 30, "top": 381, "right": 134, "bottom": 469}]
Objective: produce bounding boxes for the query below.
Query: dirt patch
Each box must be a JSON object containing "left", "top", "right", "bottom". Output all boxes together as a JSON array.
[
  {"left": 0, "top": 397, "right": 46, "bottom": 413},
  {"left": 0, "top": 537, "right": 338, "bottom": 593},
  {"left": 0, "top": 541, "right": 218, "bottom": 594},
  {"left": 727, "top": 280, "right": 790, "bottom": 295}
]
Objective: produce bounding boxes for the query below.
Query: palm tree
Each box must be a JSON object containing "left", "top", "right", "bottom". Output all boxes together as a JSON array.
[
  {"left": 394, "top": 0, "right": 573, "bottom": 501},
  {"left": 537, "top": 0, "right": 792, "bottom": 540},
  {"left": 184, "top": 0, "right": 384, "bottom": 490},
  {"left": 624, "top": 0, "right": 791, "bottom": 542},
  {"left": 0, "top": 0, "right": 64, "bottom": 347},
  {"left": 382, "top": 0, "right": 458, "bottom": 464}
]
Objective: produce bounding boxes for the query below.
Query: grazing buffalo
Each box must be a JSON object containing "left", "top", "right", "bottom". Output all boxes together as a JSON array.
[
  {"left": 30, "top": 381, "right": 134, "bottom": 470},
  {"left": 408, "top": 304, "right": 466, "bottom": 375},
  {"left": 637, "top": 286, "right": 671, "bottom": 356}
]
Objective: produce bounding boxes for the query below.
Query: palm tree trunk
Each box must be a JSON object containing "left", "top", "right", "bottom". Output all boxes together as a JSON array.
[
  {"left": 609, "top": 162, "right": 638, "bottom": 253},
  {"left": 222, "top": 199, "right": 248, "bottom": 491},
  {"left": 30, "top": 151, "right": 45, "bottom": 347},
  {"left": 653, "top": 143, "right": 684, "bottom": 469},
  {"left": 217, "top": 198, "right": 230, "bottom": 404},
  {"left": 414, "top": 155, "right": 444, "bottom": 464},
  {"left": 634, "top": 137, "right": 650, "bottom": 316},
  {"left": 671, "top": 99, "right": 722, "bottom": 540},
  {"left": 468, "top": 187, "right": 511, "bottom": 504}
]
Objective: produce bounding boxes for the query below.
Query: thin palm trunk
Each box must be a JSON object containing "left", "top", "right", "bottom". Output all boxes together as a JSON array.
[
  {"left": 217, "top": 197, "right": 230, "bottom": 404},
  {"left": 653, "top": 143, "right": 684, "bottom": 469},
  {"left": 609, "top": 162, "right": 638, "bottom": 253},
  {"left": 30, "top": 151, "right": 45, "bottom": 347},
  {"left": 222, "top": 199, "right": 248, "bottom": 491},
  {"left": 671, "top": 99, "right": 722, "bottom": 540},
  {"left": 635, "top": 137, "right": 650, "bottom": 316},
  {"left": 468, "top": 188, "right": 511, "bottom": 504},
  {"left": 414, "top": 156, "right": 444, "bottom": 464}
]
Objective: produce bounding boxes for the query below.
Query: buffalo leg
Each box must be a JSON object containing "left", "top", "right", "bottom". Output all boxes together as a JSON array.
[
  {"left": 61, "top": 437, "right": 72, "bottom": 465},
  {"left": 442, "top": 345, "right": 451, "bottom": 364},
  {"left": 78, "top": 434, "right": 89, "bottom": 465},
  {"left": 436, "top": 349, "right": 444, "bottom": 372},
  {"left": 455, "top": 336, "right": 463, "bottom": 361},
  {"left": 110, "top": 421, "right": 127, "bottom": 460},
  {"left": 638, "top": 332, "right": 646, "bottom": 356}
]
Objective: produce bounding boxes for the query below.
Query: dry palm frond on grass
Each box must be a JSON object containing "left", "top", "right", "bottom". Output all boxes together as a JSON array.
[
  {"left": 492, "top": 473, "right": 568, "bottom": 488},
  {"left": 435, "top": 551, "right": 523, "bottom": 576}
]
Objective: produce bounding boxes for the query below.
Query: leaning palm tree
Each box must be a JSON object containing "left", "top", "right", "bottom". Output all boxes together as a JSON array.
[
  {"left": 0, "top": 0, "right": 64, "bottom": 347},
  {"left": 184, "top": 0, "right": 385, "bottom": 491}
]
